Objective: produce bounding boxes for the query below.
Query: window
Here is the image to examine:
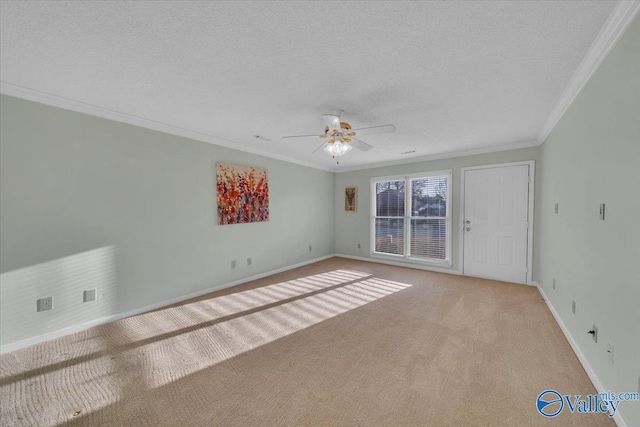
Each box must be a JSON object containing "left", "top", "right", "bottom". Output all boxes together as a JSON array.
[{"left": 371, "top": 170, "right": 452, "bottom": 265}]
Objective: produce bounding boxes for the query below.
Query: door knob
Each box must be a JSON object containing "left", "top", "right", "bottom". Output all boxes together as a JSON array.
[{"left": 465, "top": 220, "right": 471, "bottom": 224}]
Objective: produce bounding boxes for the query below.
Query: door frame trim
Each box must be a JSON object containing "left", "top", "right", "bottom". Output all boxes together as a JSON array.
[{"left": 459, "top": 160, "right": 536, "bottom": 285}]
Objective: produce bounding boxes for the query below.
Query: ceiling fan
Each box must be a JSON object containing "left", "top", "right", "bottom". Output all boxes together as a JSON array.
[{"left": 282, "top": 110, "right": 396, "bottom": 164}]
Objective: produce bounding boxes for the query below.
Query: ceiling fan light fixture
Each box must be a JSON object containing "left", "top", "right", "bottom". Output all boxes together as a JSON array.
[
  {"left": 323, "top": 140, "right": 352, "bottom": 157},
  {"left": 281, "top": 110, "right": 394, "bottom": 164}
]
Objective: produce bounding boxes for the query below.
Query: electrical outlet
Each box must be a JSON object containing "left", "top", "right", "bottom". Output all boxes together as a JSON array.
[
  {"left": 572, "top": 300, "right": 576, "bottom": 314},
  {"left": 231, "top": 260, "right": 236, "bottom": 269},
  {"left": 590, "top": 325, "right": 598, "bottom": 343},
  {"left": 607, "top": 342, "right": 614, "bottom": 364},
  {"left": 37, "top": 297, "right": 53, "bottom": 312},
  {"left": 247, "top": 257, "right": 252, "bottom": 266},
  {"left": 554, "top": 203, "right": 559, "bottom": 214},
  {"left": 358, "top": 243, "right": 361, "bottom": 249},
  {"left": 83, "top": 289, "right": 96, "bottom": 302},
  {"left": 553, "top": 279, "right": 556, "bottom": 290},
  {"left": 309, "top": 245, "right": 312, "bottom": 251}
]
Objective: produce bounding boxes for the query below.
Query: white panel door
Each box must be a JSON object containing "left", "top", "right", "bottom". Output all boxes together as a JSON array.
[{"left": 463, "top": 165, "right": 530, "bottom": 284}]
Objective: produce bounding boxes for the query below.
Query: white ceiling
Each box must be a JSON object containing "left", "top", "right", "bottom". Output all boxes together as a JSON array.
[{"left": 0, "top": 1, "right": 622, "bottom": 171}]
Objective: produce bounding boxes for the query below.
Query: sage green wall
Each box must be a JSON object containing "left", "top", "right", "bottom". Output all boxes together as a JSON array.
[
  {"left": 0, "top": 95, "right": 335, "bottom": 347},
  {"left": 1, "top": 16, "right": 638, "bottom": 424},
  {"left": 534, "top": 15, "right": 640, "bottom": 426},
  {"left": 334, "top": 146, "right": 540, "bottom": 274}
]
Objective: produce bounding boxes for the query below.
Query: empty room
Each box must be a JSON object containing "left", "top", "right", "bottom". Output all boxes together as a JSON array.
[{"left": 1, "top": 1, "right": 639, "bottom": 426}]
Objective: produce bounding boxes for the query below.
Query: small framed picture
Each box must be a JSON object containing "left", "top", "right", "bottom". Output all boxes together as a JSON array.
[{"left": 345, "top": 186, "right": 357, "bottom": 211}]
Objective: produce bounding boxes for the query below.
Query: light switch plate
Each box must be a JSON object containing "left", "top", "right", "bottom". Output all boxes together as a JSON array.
[{"left": 599, "top": 203, "right": 605, "bottom": 220}]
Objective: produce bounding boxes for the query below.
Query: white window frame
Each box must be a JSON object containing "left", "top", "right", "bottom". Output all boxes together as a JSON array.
[{"left": 370, "top": 170, "right": 452, "bottom": 267}]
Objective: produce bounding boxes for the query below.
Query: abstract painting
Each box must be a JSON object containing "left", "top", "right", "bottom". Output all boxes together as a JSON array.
[
  {"left": 345, "top": 186, "right": 357, "bottom": 211},
  {"left": 217, "top": 163, "right": 269, "bottom": 225}
]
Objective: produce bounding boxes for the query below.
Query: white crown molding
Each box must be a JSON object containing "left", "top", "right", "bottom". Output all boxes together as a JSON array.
[
  {"left": 1, "top": 80, "right": 542, "bottom": 175},
  {"left": 334, "top": 139, "right": 541, "bottom": 173},
  {"left": 3, "top": 3, "right": 637, "bottom": 173},
  {"left": 538, "top": 1, "right": 640, "bottom": 143},
  {"left": 0, "top": 81, "right": 335, "bottom": 173}
]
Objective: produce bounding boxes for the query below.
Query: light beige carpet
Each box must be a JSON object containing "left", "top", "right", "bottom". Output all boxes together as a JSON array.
[{"left": 0, "top": 258, "right": 614, "bottom": 426}]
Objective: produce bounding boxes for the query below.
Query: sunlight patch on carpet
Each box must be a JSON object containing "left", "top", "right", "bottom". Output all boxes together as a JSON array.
[
  {"left": 139, "top": 275, "right": 412, "bottom": 387},
  {"left": 0, "top": 270, "right": 411, "bottom": 424}
]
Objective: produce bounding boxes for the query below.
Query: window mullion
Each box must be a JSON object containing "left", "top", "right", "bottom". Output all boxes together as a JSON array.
[{"left": 404, "top": 177, "right": 411, "bottom": 258}]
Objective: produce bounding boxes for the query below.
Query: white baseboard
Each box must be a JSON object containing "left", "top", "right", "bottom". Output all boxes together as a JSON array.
[
  {"left": 460, "top": 271, "right": 533, "bottom": 286},
  {"left": 534, "top": 282, "right": 628, "bottom": 427},
  {"left": 3, "top": 261, "right": 628, "bottom": 427},
  {"left": 335, "top": 254, "right": 541, "bottom": 288},
  {"left": 335, "top": 253, "right": 462, "bottom": 275},
  {"left": 0, "top": 254, "right": 335, "bottom": 354}
]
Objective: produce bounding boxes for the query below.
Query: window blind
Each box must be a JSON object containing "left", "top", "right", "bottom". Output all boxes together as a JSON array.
[{"left": 409, "top": 176, "right": 448, "bottom": 260}]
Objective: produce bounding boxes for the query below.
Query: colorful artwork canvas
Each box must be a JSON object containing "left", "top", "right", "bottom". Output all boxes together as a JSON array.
[{"left": 217, "top": 163, "right": 269, "bottom": 225}]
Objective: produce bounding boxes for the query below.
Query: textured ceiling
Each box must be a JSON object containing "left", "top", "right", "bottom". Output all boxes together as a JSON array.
[{"left": 0, "top": 1, "right": 617, "bottom": 171}]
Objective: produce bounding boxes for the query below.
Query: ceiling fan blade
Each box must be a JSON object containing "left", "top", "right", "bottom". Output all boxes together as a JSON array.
[
  {"left": 322, "top": 114, "right": 341, "bottom": 130},
  {"left": 312, "top": 141, "right": 327, "bottom": 154},
  {"left": 281, "top": 134, "right": 322, "bottom": 139},
  {"left": 352, "top": 124, "right": 396, "bottom": 136},
  {"left": 350, "top": 138, "right": 374, "bottom": 152}
]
